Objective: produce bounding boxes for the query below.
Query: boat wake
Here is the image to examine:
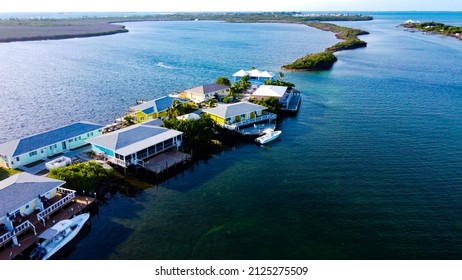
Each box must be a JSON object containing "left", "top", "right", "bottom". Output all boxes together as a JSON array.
[{"left": 156, "top": 62, "right": 177, "bottom": 69}]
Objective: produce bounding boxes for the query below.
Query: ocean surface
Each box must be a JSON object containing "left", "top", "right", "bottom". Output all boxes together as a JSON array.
[{"left": 1, "top": 12, "right": 462, "bottom": 259}]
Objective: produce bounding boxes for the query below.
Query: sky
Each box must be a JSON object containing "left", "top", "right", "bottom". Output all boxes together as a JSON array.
[{"left": 0, "top": 0, "right": 461, "bottom": 13}]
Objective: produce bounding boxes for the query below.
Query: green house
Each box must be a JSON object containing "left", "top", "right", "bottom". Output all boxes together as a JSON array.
[{"left": 0, "top": 122, "right": 104, "bottom": 170}]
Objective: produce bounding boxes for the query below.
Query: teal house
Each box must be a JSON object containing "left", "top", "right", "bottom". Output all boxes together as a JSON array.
[
  {"left": 0, "top": 122, "right": 104, "bottom": 170},
  {"left": 87, "top": 120, "right": 183, "bottom": 168}
]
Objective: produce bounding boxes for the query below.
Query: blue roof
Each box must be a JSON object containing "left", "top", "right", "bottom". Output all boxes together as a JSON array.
[
  {"left": 0, "top": 173, "right": 66, "bottom": 217},
  {"left": 142, "top": 107, "right": 155, "bottom": 115},
  {"left": 155, "top": 96, "right": 188, "bottom": 112},
  {"left": 0, "top": 122, "right": 104, "bottom": 157}
]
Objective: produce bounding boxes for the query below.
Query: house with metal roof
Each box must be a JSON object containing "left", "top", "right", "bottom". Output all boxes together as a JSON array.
[
  {"left": 180, "top": 83, "right": 230, "bottom": 103},
  {"left": 0, "top": 172, "right": 74, "bottom": 247},
  {"left": 202, "top": 101, "right": 276, "bottom": 130},
  {"left": 86, "top": 120, "right": 183, "bottom": 168},
  {"left": 129, "top": 96, "right": 189, "bottom": 123},
  {"left": 232, "top": 69, "right": 276, "bottom": 88},
  {"left": 252, "top": 85, "right": 301, "bottom": 112},
  {"left": 0, "top": 122, "right": 104, "bottom": 170}
]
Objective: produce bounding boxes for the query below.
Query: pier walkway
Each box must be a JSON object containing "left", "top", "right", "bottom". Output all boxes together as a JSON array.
[{"left": 143, "top": 151, "right": 191, "bottom": 174}]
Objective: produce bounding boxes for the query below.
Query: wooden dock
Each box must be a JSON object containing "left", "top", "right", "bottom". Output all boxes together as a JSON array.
[
  {"left": 143, "top": 151, "right": 191, "bottom": 174},
  {"left": 0, "top": 195, "right": 95, "bottom": 260}
]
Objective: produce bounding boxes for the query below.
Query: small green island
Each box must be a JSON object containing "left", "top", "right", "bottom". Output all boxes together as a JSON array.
[
  {"left": 282, "top": 22, "right": 369, "bottom": 71},
  {"left": 400, "top": 20, "right": 462, "bottom": 41}
]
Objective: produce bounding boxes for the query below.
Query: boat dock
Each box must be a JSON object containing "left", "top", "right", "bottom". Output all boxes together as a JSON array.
[
  {"left": 0, "top": 195, "right": 95, "bottom": 260},
  {"left": 281, "top": 92, "right": 301, "bottom": 112},
  {"left": 142, "top": 150, "right": 192, "bottom": 174}
]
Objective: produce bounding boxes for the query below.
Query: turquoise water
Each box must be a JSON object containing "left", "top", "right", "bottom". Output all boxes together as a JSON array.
[{"left": 1, "top": 12, "right": 462, "bottom": 259}]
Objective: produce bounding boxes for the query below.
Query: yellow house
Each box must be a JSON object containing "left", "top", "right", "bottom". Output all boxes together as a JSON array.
[
  {"left": 202, "top": 101, "right": 276, "bottom": 129},
  {"left": 130, "top": 96, "right": 189, "bottom": 123}
]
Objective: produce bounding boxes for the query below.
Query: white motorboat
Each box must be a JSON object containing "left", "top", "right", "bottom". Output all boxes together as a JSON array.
[
  {"left": 255, "top": 128, "right": 282, "bottom": 144},
  {"left": 30, "top": 213, "right": 90, "bottom": 260}
]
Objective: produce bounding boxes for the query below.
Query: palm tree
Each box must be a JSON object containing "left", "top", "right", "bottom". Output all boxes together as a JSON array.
[{"left": 278, "top": 71, "right": 284, "bottom": 80}]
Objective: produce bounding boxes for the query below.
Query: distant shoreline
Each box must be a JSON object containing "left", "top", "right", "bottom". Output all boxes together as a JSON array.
[{"left": 0, "top": 12, "right": 372, "bottom": 44}]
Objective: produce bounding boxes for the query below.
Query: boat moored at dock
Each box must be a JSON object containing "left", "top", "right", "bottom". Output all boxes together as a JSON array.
[
  {"left": 255, "top": 128, "right": 282, "bottom": 145},
  {"left": 30, "top": 213, "right": 90, "bottom": 260}
]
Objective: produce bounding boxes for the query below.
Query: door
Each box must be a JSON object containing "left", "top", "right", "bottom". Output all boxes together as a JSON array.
[{"left": 62, "top": 141, "right": 67, "bottom": 150}]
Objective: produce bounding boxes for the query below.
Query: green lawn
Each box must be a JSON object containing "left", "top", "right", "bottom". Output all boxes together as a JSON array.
[{"left": 0, "top": 167, "right": 21, "bottom": 181}]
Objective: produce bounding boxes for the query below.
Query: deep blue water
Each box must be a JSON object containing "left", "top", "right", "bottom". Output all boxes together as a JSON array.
[{"left": 1, "top": 12, "right": 462, "bottom": 259}]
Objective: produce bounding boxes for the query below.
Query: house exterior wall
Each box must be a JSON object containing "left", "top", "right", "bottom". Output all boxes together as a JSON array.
[
  {"left": 100, "top": 134, "right": 183, "bottom": 168},
  {"left": 5, "top": 128, "right": 103, "bottom": 169}
]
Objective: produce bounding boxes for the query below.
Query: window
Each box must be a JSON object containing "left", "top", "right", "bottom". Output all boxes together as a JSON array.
[
  {"left": 75, "top": 137, "right": 78, "bottom": 141},
  {"left": 69, "top": 139, "right": 73, "bottom": 142},
  {"left": 91, "top": 132, "right": 94, "bottom": 136},
  {"left": 140, "top": 117, "right": 145, "bottom": 121},
  {"left": 54, "top": 144, "right": 57, "bottom": 148},
  {"left": 41, "top": 149, "right": 44, "bottom": 153},
  {"left": 16, "top": 157, "right": 20, "bottom": 162},
  {"left": 29, "top": 151, "right": 37, "bottom": 157}
]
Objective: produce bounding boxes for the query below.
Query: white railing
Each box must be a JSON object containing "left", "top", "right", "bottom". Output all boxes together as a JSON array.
[
  {"left": 108, "top": 157, "right": 128, "bottom": 167},
  {"left": 0, "top": 221, "right": 36, "bottom": 246},
  {"left": 224, "top": 113, "right": 277, "bottom": 130},
  {"left": 57, "top": 187, "right": 75, "bottom": 196},
  {"left": 37, "top": 192, "right": 75, "bottom": 225}
]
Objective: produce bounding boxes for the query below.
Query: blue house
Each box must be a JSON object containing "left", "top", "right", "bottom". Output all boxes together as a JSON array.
[{"left": 0, "top": 122, "right": 104, "bottom": 170}]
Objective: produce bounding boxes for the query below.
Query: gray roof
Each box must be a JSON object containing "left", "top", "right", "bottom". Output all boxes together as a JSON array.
[
  {"left": 202, "top": 102, "right": 267, "bottom": 119},
  {"left": 0, "top": 122, "right": 104, "bottom": 158},
  {"left": 0, "top": 173, "right": 66, "bottom": 218},
  {"left": 87, "top": 121, "right": 182, "bottom": 156},
  {"left": 185, "top": 83, "right": 229, "bottom": 95}
]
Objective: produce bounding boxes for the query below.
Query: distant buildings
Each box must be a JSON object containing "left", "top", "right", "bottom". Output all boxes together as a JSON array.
[{"left": 0, "top": 122, "right": 103, "bottom": 170}]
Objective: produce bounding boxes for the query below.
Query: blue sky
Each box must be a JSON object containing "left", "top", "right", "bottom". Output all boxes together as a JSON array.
[{"left": 1, "top": 0, "right": 461, "bottom": 12}]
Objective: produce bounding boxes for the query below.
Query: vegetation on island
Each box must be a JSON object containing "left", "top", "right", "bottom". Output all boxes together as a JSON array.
[
  {"left": 401, "top": 21, "right": 462, "bottom": 40},
  {"left": 48, "top": 161, "right": 119, "bottom": 193},
  {"left": 283, "top": 22, "right": 368, "bottom": 71},
  {"left": 163, "top": 114, "right": 224, "bottom": 156},
  {"left": 216, "top": 76, "right": 231, "bottom": 86},
  {"left": 249, "top": 97, "right": 282, "bottom": 114},
  {"left": 283, "top": 51, "right": 338, "bottom": 71}
]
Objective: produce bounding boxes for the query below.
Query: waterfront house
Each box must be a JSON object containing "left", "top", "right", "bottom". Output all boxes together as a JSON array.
[
  {"left": 0, "top": 172, "right": 75, "bottom": 248},
  {"left": 86, "top": 120, "right": 183, "bottom": 168},
  {"left": 252, "top": 85, "right": 301, "bottom": 111},
  {"left": 0, "top": 122, "right": 104, "bottom": 170},
  {"left": 180, "top": 83, "right": 230, "bottom": 103},
  {"left": 232, "top": 69, "right": 276, "bottom": 89},
  {"left": 129, "top": 96, "right": 189, "bottom": 123},
  {"left": 202, "top": 101, "right": 276, "bottom": 130}
]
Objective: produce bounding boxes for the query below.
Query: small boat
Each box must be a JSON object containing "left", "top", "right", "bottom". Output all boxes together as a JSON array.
[
  {"left": 255, "top": 128, "right": 282, "bottom": 144},
  {"left": 30, "top": 213, "right": 90, "bottom": 260}
]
